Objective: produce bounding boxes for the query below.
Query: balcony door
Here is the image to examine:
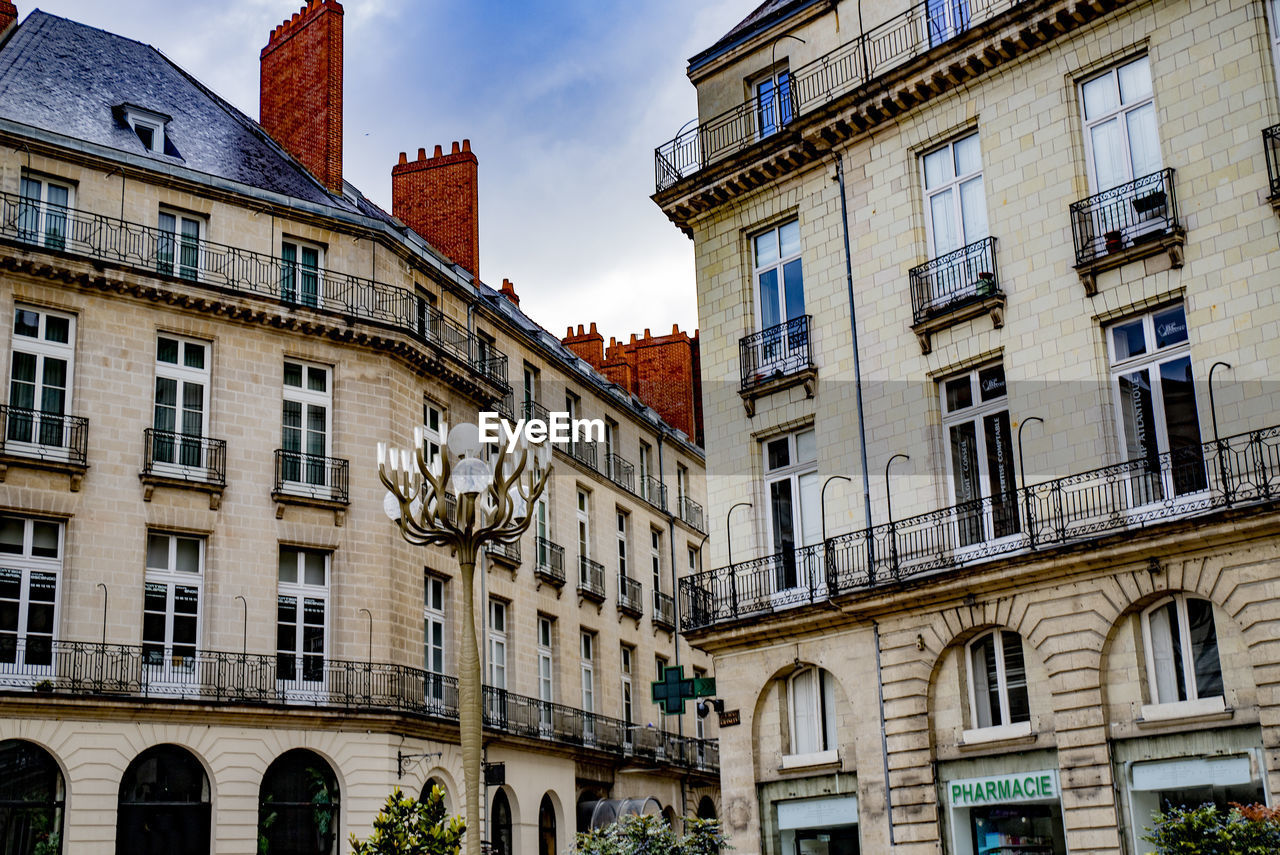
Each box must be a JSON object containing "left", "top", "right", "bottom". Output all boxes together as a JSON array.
[
  {"left": 753, "top": 221, "right": 805, "bottom": 378},
  {"left": 281, "top": 361, "right": 331, "bottom": 494},
  {"left": 940, "top": 364, "right": 1019, "bottom": 549},
  {"left": 764, "top": 429, "right": 820, "bottom": 603},
  {"left": 152, "top": 336, "right": 209, "bottom": 475},
  {"left": 7, "top": 306, "right": 75, "bottom": 456}
]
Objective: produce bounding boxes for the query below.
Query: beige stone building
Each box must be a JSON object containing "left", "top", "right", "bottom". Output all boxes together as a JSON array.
[
  {"left": 0, "top": 3, "right": 718, "bottom": 854},
  {"left": 653, "top": 0, "right": 1280, "bottom": 853}
]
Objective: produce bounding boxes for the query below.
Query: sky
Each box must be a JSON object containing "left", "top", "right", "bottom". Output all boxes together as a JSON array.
[{"left": 21, "top": 0, "right": 751, "bottom": 340}]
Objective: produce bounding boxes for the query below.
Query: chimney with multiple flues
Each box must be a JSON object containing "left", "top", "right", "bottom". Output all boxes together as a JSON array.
[
  {"left": 392, "top": 142, "right": 481, "bottom": 283},
  {"left": 0, "top": 2, "right": 18, "bottom": 34}
]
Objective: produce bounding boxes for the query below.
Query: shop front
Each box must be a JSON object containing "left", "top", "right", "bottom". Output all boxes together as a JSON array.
[
  {"left": 945, "top": 770, "right": 1068, "bottom": 855},
  {"left": 776, "top": 794, "right": 859, "bottom": 855}
]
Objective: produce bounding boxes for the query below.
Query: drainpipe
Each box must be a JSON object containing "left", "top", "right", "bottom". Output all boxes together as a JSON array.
[{"left": 872, "top": 621, "right": 895, "bottom": 846}]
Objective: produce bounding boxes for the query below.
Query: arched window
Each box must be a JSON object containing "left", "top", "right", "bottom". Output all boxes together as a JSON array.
[
  {"left": 116, "top": 744, "right": 210, "bottom": 855},
  {"left": 258, "top": 749, "right": 340, "bottom": 855},
  {"left": 966, "top": 629, "right": 1030, "bottom": 729},
  {"left": 538, "top": 793, "right": 556, "bottom": 855},
  {"left": 0, "top": 739, "right": 65, "bottom": 855},
  {"left": 696, "top": 795, "right": 717, "bottom": 820},
  {"left": 491, "top": 789, "right": 512, "bottom": 855},
  {"left": 420, "top": 777, "right": 449, "bottom": 814},
  {"left": 1143, "top": 594, "right": 1223, "bottom": 705},
  {"left": 786, "top": 666, "right": 835, "bottom": 755}
]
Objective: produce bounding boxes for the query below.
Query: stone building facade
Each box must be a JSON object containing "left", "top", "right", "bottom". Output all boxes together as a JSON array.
[
  {"left": 0, "top": 3, "right": 717, "bottom": 853},
  {"left": 653, "top": 0, "right": 1280, "bottom": 853}
]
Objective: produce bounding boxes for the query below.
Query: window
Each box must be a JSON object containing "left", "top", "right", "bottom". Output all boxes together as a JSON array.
[
  {"left": 753, "top": 66, "right": 792, "bottom": 138},
  {"left": 17, "top": 175, "right": 72, "bottom": 249},
  {"left": 655, "top": 654, "right": 669, "bottom": 723},
  {"left": 415, "top": 288, "right": 438, "bottom": 340},
  {"left": 1107, "top": 304, "right": 1205, "bottom": 500},
  {"left": 926, "top": 0, "right": 970, "bottom": 47},
  {"left": 650, "top": 528, "right": 663, "bottom": 594},
  {"left": 424, "top": 573, "right": 446, "bottom": 700},
  {"left": 616, "top": 510, "right": 629, "bottom": 577},
  {"left": 693, "top": 667, "right": 708, "bottom": 742},
  {"left": 677, "top": 463, "right": 689, "bottom": 504},
  {"left": 488, "top": 599, "right": 507, "bottom": 691},
  {"left": 535, "top": 483, "right": 550, "bottom": 565},
  {"left": 258, "top": 749, "right": 339, "bottom": 855},
  {"left": 966, "top": 629, "right": 1030, "bottom": 730},
  {"left": 1269, "top": 0, "right": 1280, "bottom": 98},
  {"left": 118, "top": 745, "right": 210, "bottom": 855},
  {"left": 277, "top": 546, "right": 328, "bottom": 688},
  {"left": 281, "top": 239, "right": 323, "bottom": 308},
  {"left": 281, "top": 360, "right": 332, "bottom": 491},
  {"left": 120, "top": 105, "right": 172, "bottom": 154},
  {"left": 491, "top": 789, "right": 513, "bottom": 855},
  {"left": 157, "top": 211, "right": 202, "bottom": 280},
  {"left": 1143, "top": 594, "right": 1223, "bottom": 705},
  {"left": 152, "top": 335, "right": 210, "bottom": 471},
  {"left": 142, "top": 532, "right": 203, "bottom": 669},
  {"left": 1081, "top": 56, "right": 1160, "bottom": 193},
  {"left": 537, "top": 615, "right": 554, "bottom": 709},
  {"left": 923, "top": 132, "right": 986, "bottom": 259},
  {"left": 0, "top": 515, "right": 61, "bottom": 669},
  {"left": 638, "top": 442, "right": 653, "bottom": 500},
  {"left": 940, "top": 363, "right": 1018, "bottom": 547},
  {"left": 0, "top": 739, "right": 65, "bottom": 855},
  {"left": 688, "top": 545, "right": 700, "bottom": 575},
  {"left": 475, "top": 331, "right": 499, "bottom": 379},
  {"left": 620, "top": 644, "right": 634, "bottom": 732},
  {"left": 7, "top": 305, "right": 75, "bottom": 452},
  {"left": 787, "top": 666, "right": 836, "bottom": 756},
  {"left": 565, "top": 391, "right": 579, "bottom": 422},
  {"left": 763, "top": 428, "right": 819, "bottom": 593},
  {"left": 577, "top": 488, "right": 591, "bottom": 563},
  {"left": 423, "top": 400, "right": 445, "bottom": 469},
  {"left": 523, "top": 364, "right": 540, "bottom": 416},
  {"left": 754, "top": 220, "right": 805, "bottom": 334},
  {"left": 581, "top": 632, "right": 596, "bottom": 724}
]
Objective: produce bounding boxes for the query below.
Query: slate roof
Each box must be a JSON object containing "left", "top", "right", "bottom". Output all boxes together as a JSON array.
[
  {"left": 0, "top": 10, "right": 368, "bottom": 215},
  {"left": 688, "top": 0, "right": 826, "bottom": 73}
]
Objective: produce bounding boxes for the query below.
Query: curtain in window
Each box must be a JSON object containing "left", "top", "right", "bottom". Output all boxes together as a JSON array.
[
  {"left": 1149, "top": 601, "right": 1186, "bottom": 702},
  {"left": 791, "top": 668, "right": 818, "bottom": 754}
]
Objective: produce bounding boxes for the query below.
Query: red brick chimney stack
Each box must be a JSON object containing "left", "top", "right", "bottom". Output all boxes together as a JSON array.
[
  {"left": 392, "top": 140, "right": 481, "bottom": 283},
  {"left": 500, "top": 278, "right": 520, "bottom": 307},
  {"left": 260, "top": 0, "right": 345, "bottom": 194},
  {"left": 562, "top": 323, "right": 605, "bottom": 368},
  {"left": 0, "top": 2, "right": 19, "bottom": 34}
]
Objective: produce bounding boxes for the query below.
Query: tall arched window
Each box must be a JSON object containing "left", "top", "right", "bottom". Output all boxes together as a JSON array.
[
  {"left": 116, "top": 744, "right": 210, "bottom": 855},
  {"left": 0, "top": 739, "right": 65, "bottom": 855},
  {"left": 786, "top": 666, "right": 836, "bottom": 756},
  {"left": 491, "top": 789, "right": 512, "bottom": 855},
  {"left": 1142, "top": 594, "right": 1223, "bottom": 705},
  {"left": 538, "top": 794, "right": 556, "bottom": 855},
  {"left": 696, "top": 796, "right": 717, "bottom": 820},
  {"left": 421, "top": 776, "right": 450, "bottom": 814},
  {"left": 966, "top": 629, "right": 1030, "bottom": 729},
  {"left": 258, "top": 749, "right": 340, "bottom": 855}
]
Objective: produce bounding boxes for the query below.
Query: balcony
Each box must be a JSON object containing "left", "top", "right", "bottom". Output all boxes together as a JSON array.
[
  {"left": 522, "top": 398, "right": 551, "bottom": 423},
  {"left": 679, "top": 422, "right": 1280, "bottom": 631},
  {"left": 1265, "top": 124, "right": 1280, "bottom": 206},
  {"left": 677, "top": 496, "right": 706, "bottom": 532},
  {"left": 605, "top": 453, "right": 635, "bottom": 492},
  {"left": 0, "top": 405, "right": 88, "bottom": 489},
  {"left": 578, "top": 556, "right": 606, "bottom": 603},
  {"left": 565, "top": 439, "right": 597, "bottom": 471},
  {"left": 652, "top": 590, "right": 676, "bottom": 631},
  {"left": 640, "top": 475, "right": 667, "bottom": 511},
  {"left": 534, "top": 537, "right": 566, "bottom": 588},
  {"left": 617, "top": 574, "right": 644, "bottom": 619},
  {"left": 140, "top": 428, "right": 227, "bottom": 507},
  {"left": 494, "top": 390, "right": 516, "bottom": 422},
  {"left": 0, "top": 639, "right": 716, "bottom": 773},
  {"left": 272, "top": 450, "right": 350, "bottom": 508},
  {"left": 0, "top": 193, "right": 509, "bottom": 395},
  {"left": 908, "top": 236, "right": 1004, "bottom": 354},
  {"left": 1069, "top": 168, "right": 1183, "bottom": 294},
  {"left": 485, "top": 538, "right": 521, "bottom": 569},
  {"left": 739, "top": 315, "right": 815, "bottom": 413}
]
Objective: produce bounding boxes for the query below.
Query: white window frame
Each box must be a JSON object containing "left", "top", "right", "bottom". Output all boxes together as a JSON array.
[
  {"left": 142, "top": 532, "right": 204, "bottom": 680},
  {"left": 1141, "top": 594, "right": 1225, "bottom": 715},
  {"left": 1080, "top": 55, "right": 1161, "bottom": 193},
  {"left": 650, "top": 528, "right": 663, "bottom": 594},
  {"left": 676, "top": 463, "right": 688, "bottom": 505},
  {"left": 157, "top": 209, "right": 203, "bottom": 280},
  {"left": 281, "top": 360, "right": 333, "bottom": 497},
  {"left": 925, "top": 0, "right": 970, "bottom": 47},
  {"left": 6, "top": 305, "right": 76, "bottom": 458},
  {"left": 751, "top": 64, "right": 792, "bottom": 139},
  {"left": 639, "top": 442, "right": 654, "bottom": 503},
  {"left": 784, "top": 666, "right": 838, "bottom": 765},
  {"left": 17, "top": 174, "right": 74, "bottom": 249},
  {"left": 616, "top": 510, "right": 629, "bottom": 578},
  {"left": 488, "top": 599, "right": 507, "bottom": 691},
  {"left": 277, "top": 546, "right": 330, "bottom": 698},
  {"left": 151, "top": 334, "right": 211, "bottom": 476},
  {"left": 537, "top": 615, "right": 554, "bottom": 734},
  {"left": 424, "top": 572, "right": 446, "bottom": 703},
  {"left": 762, "top": 428, "right": 821, "bottom": 600},
  {"left": 0, "top": 515, "right": 61, "bottom": 677},
  {"left": 921, "top": 131, "right": 987, "bottom": 259},
  {"left": 423, "top": 400, "right": 446, "bottom": 469},
  {"left": 620, "top": 644, "right": 634, "bottom": 740},
  {"left": 1269, "top": 0, "right": 1280, "bottom": 98},
  {"left": 655, "top": 654, "right": 669, "bottom": 726},
  {"left": 963, "top": 629, "right": 1032, "bottom": 740},
  {"left": 752, "top": 219, "right": 805, "bottom": 335},
  {"left": 577, "top": 488, "right": 591, "bottom": 563},
  {"left": 939, "top": 363, "right": 1019, "bottom": 549},
  {"left": 122, "top": 105, "right": 170, "bottom": 153},
  {"left": 581, "top": 631, "right": 596, "bottom": 743},
  {"left": 281, "top": 238, "right": 325, "bottom": 308}
]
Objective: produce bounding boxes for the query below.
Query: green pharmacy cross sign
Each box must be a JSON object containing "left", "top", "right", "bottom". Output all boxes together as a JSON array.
[{"left": 651, "top": 665, "right": 715, "bottom": 715}]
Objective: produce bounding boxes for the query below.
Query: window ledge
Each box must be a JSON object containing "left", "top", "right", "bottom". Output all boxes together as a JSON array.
[
  {"left": 960, "top": 720, "right": 1034, "bottom": 747},
  {"left": 739, "top": 365, "right": 817, "bottom": 417},
  {"left": 1075, "top": 227, "right": 1185, "bottom": 297},
  {"left": 910, "top": 291, "right": 1005, "bottom": 355},
  {"left": 271, "top": 489, "right": 348, "bottom": 526},
  {"left": 780, "top": 749, "right": 839, "bottom": 770},
  {"left": 0, "top": 452, "right": 87, "bottom": 491},
  {"left": 1138, "top": 696, "right": 1230, "bottom": 726},
  {"left": 140, "top": 471, "right": 225, "bottom": 509}
]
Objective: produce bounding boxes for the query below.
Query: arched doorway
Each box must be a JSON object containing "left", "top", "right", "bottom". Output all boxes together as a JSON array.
[
  {"left": 116, "top": 744, "right": 210, "bottom": 855},
  {"left": 0, "top": 739, "right": 65, "bottom": 855},
  {"left": 258, "top": 749, "right": 340, "bottom": 855},
  {"left": 491, "top": 789, "right": 512, "bottom": 855},
  {"left": 697, "top": 796, "right": 717, "bottom": 820},
  {"left": 538, "top": 793, "right": 556, "bottom": 855}
]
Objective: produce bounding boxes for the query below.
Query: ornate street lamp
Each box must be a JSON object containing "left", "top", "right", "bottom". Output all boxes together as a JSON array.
[{"left": 378, "top": 421, "right": 550, "bottom": 855}]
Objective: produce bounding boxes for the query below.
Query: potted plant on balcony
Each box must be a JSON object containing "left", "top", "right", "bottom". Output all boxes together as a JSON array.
[
  {"left": 1131, "top": 189, "right": 1167, "bottom": 219},
  {"left": 1104, "top": 229, "right": 1124, "bottom": 254},
  {"left": 975, "top": 271, "right": 996, "bottom": 297}
]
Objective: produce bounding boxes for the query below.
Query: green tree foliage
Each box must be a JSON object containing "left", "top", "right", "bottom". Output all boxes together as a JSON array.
[
  {"left": 1142, "top": 802, "right": 1280, "bottom": 854},
  {"left": 573, "top": 813, "right": 729, "bottom": 855},
  {"left": 350, "top": 786, "right": 466, "bottom": 855}
]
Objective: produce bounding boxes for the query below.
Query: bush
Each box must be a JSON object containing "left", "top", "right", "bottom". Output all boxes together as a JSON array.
[
  {"left": 574, "top": 814, "right": 729, "bottom": 855},
  {"left": 350, "top": 785, "right": 466, "bottom": 855},
  {"left": 1142, "top": 802, "right": 1280, "bottom": 855}
]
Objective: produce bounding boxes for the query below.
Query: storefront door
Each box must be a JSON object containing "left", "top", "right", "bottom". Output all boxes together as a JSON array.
[{"left": 945, "top": 770, "right": 1067, "bottom": 855}]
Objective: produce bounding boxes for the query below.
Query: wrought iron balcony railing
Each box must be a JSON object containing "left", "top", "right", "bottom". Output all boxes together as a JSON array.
[
  {"left": 142, "top": 428, "right": 226, "bottom": 486},
  {"left": 522, "top": 398, "right": 551, "bottom": 424},
  {"left": 677, "top": 496, "right": 706, "bottom": 532},
  {"left": 641, "top": 475, "right": 668, "bottom": 511},
  {"left": 617, "top": 574, "right": 644, "bottom": 618},
  {"left": 272, "top": 449, "right": 350, "bottom": 504},
  {"left": 0, "top": 639, "right": 717, "bottom": 772},
  {"left": 0, "top": 405, "right": 88, "bottom": 466},
  {"left": 485, "top": 538, "right": 521, "bottom": 566},
  {"left": 1265, "top": 124, "right": 1280, "bottom": 200},
  {"left": 0, "top": 193, "right": 509, "bottom": 391},
  {"left": 534, "top": 537, "right": 566, "bottom": 586},
  {"left": 578, "top": 556, "right": 606, "bottom": 602},
  {"left": 493, "top": 390, "right": 516, "bottom": 423},
  {"left": 566, "top": 439, "right": 597, "bottom": 471},
  {"left": 655, "top": 0, "right": 1025, "bottom": 191},
  {"left": 652, "top": 590, "right": 676, "bottom": 631},
  {"left": 740, "top": 315, "right": 813, "bottom": 391},
  {"left": 605, "top": 453, "right": 635, "bottom": 492},
  {"left": 908, "top": 236, "right": 1000, "bottom": 323},
  {"left": 680, "top": 422, "right": 1280, "bottom": 631},
  {"left": 1069, "top": 168, "right": 1180, "bottom": 266}
]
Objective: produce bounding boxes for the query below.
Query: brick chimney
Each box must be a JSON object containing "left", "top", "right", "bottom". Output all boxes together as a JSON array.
[
  {"left": 392, "top": 142, "right": 480, "bottom": 282},
  {"left": 562, "top": 323, "right": 605, "bottom": 369},
  {"left": 500, "top": 278, "right": 520, "bottom": 307},
  {"left": 0, "top": 2, "right": 18, "bottom": 34},
  {"left": 260, "top": 0, "right": 344, "bottom": 194}
]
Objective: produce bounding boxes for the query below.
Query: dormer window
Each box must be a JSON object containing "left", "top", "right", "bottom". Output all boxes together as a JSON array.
[{"left": 117, "top": 104, "right": 173, "bottom": 155}]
